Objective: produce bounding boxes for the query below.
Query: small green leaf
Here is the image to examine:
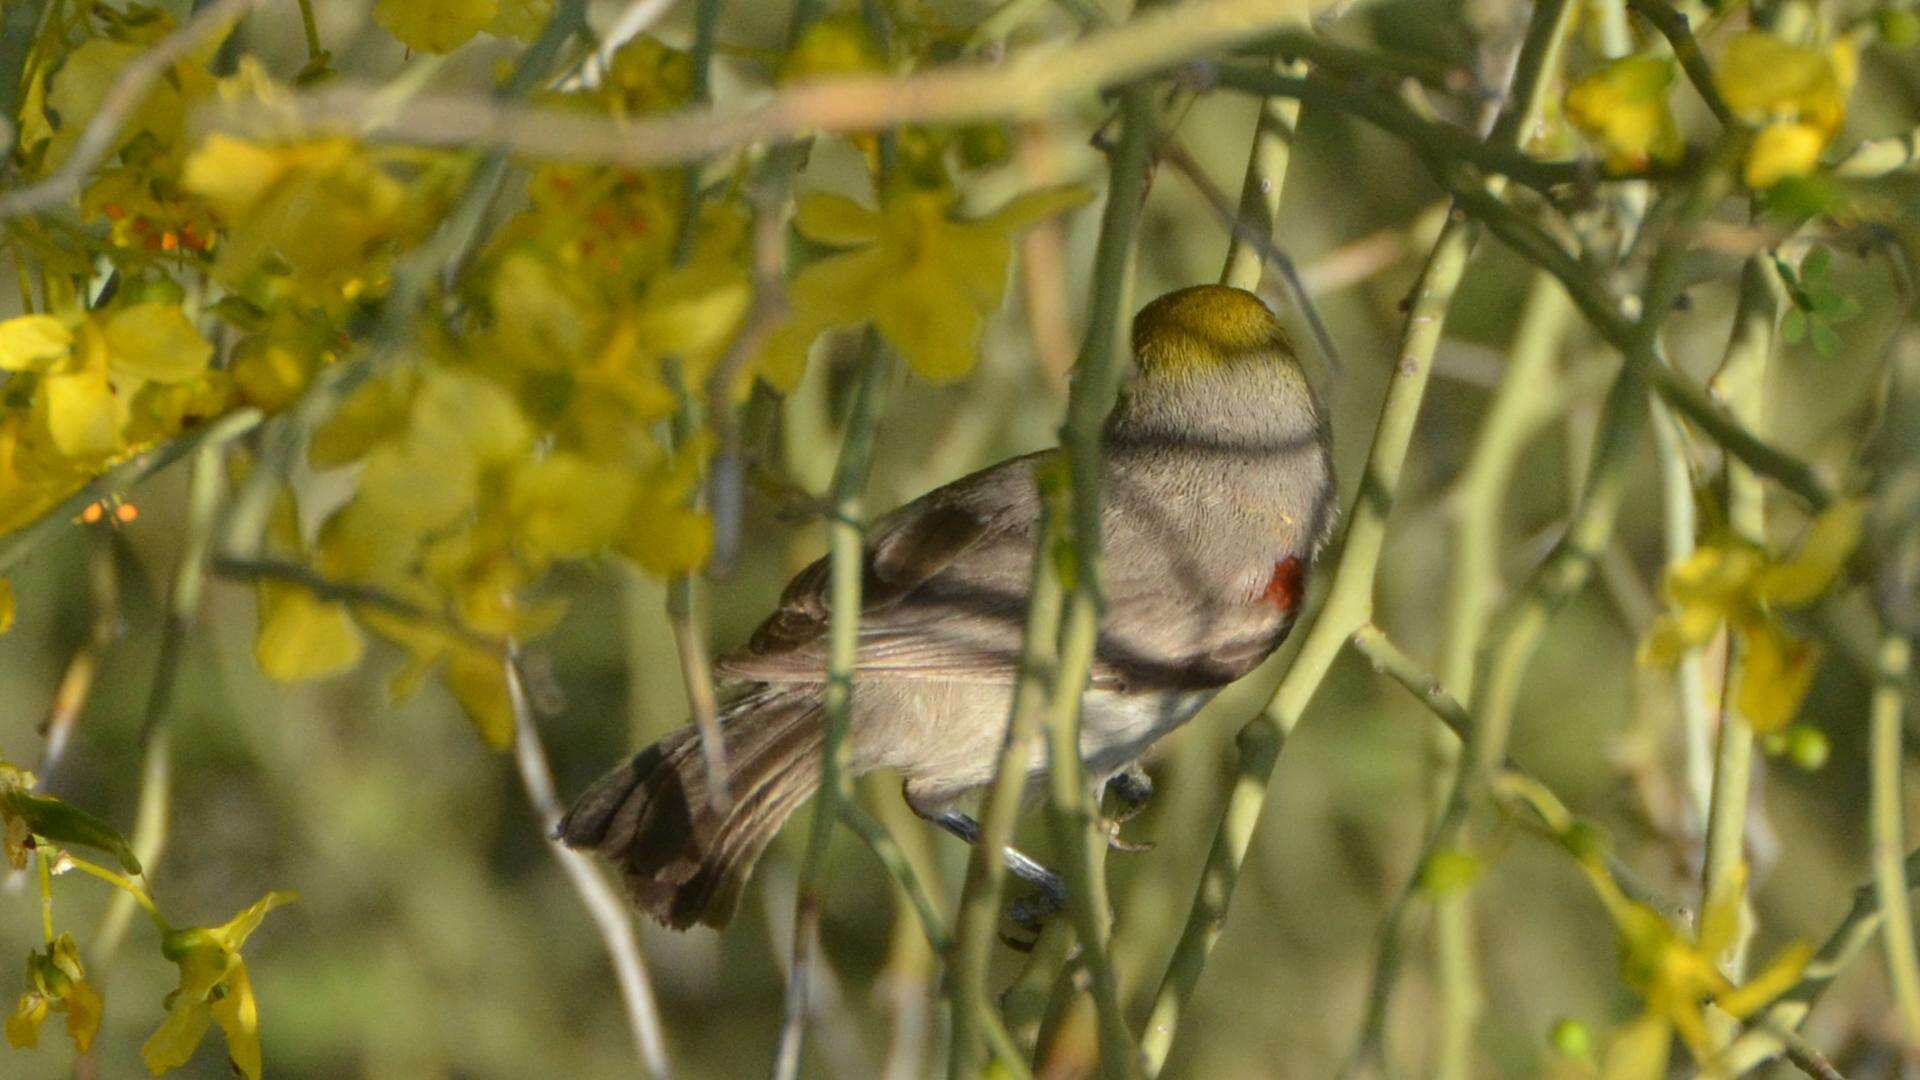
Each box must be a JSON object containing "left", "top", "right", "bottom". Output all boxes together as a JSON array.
[
  {"left": 1801, "top": 245, "right": 1833, "bottom": 282},
  {"left": 1781, "top": 307, "right": 1808, "bottom": 344},
  {"left": 2, "top": 793, "right": 141, "bottom": 874},
  {"left": 1809, "top": 319, "right": 1841, "bottom": 356}
]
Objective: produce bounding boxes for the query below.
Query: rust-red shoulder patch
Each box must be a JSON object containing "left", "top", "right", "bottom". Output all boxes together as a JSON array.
[{"left": 1261, "top": 556, "right": 1305, "bottom": 612}]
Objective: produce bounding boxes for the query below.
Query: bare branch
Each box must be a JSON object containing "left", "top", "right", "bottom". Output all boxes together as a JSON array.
[{"left": 505, "top": 651, "right": 674, "bottom": 1079}]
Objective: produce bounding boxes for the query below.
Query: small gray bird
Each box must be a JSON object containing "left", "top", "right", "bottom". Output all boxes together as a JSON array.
[{"left": 559, "top": 283, "right": 1335, "bottom": 930}]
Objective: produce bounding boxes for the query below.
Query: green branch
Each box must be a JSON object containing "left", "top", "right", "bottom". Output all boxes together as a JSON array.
[
  {"left": 1870, "top": 634, "right": 1920, "bottom": 1039},
  {"left": 1626, "top": 0, "right": 1737, "bottom": 125},
  {"left": 774, "top": 333, "right": 888, "bottom": 1080},
  {"left": 948, "top": 491, "right": 1065, "bottom": 1075},
  {"left": 1428, "top": 167, "right": 1834, "bottom": 509},
  {"left": 1037, "top": 85, "right": 1154, "bottom": 1080},
  {"left": 1698, "top": 257, "right": 1783, "bottom": 1008}
]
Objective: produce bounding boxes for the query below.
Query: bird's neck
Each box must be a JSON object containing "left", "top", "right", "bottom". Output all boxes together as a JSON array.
[{"left": 1104, "top": 361, "right": 1325, "bottom": 455}]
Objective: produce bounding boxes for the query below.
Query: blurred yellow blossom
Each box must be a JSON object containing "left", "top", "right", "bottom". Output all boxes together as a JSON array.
[
  {"left": 1577, "top": 858, "right": 1808, "bottom": 1077},
  {"left": 0, "top": 305, "right": 216, "bottom": 461},
  {"left": 6, "top": 934, "right": 102, "bottom": 1055},
  {"left": 0, "top": 580, "right": 12, "bottom": 637},
  {"left": 183, "top": 135, "right": 412, "bottom": 306},
  {"left": 141, "top": 892, "right": 295, "bottom": 1080},
  {"left": 762, "top": 185, "right": 1091, "bottom": 385},
  {"left": 0, "top": 316, "right": 73, "bottom": 371},
  {"left": 1641, "top": 500, "right": 1864, "bottom": 733},
  {"left": 489, "top": 0, "right": 553, "bottom": 41},
  {"left": 780, "top": 16, "right": 886, "bottom": 83},
  {"left": 373, "top": 0, "right": 498, "bottom": 54},
  {"left": 1564, "top": 55, "right": 1682, "bottom": 173},
  {"left": 1717, "top": 31, "right": 1857, "bottom": 187}
]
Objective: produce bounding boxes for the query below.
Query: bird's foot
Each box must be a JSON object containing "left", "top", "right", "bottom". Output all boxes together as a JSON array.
[
  {"left": 998, "top": 856, "right": 1069, "bottom": 948},
  {"left": 1102, "top": 763, "right": 1155, "bottom": 851},
  {"left": 1106, "top": 762, "right": 1153, "bottom": 823}
]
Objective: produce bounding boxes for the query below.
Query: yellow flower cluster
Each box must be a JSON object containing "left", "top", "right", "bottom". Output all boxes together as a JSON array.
[
  {"left": 1563, "top": 30, "right": 1857, "bottom": 189},
  {"left": 0, "top": 749, "right": 291, "bottom": 1079},
  {"left": 374, "top": 0, "right": 555, "bottom": 54},
  {"left": 1579, "top": 858, "right": 1807, "bottom": 1077},
  {"left": 1640, "top": 501, "right": 1864, "bottom": 734},
  {"left": 1565, "top": 54, "right": 1683, "bottom": 173},
  {"left": 1717, "top": 32, "right": 1857, "bottom": 188}
]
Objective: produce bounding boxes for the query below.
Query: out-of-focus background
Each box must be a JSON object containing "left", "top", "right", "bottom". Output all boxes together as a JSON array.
[{"left": 4, "top": 0, "right": 1919, "bottom": 1077}]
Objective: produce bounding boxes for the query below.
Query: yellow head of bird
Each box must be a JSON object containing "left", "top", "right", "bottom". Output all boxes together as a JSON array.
[{"left": 1130, "top": 284, "right": 1297, "bottom": 377}]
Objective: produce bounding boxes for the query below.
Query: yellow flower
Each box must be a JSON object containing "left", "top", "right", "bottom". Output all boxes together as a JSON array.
[
  {"left": 182, "top": 135, "right": 411, "bottom": 306},
  {"left": 761, "top": 185, "right": 1092, "bottom": 385},
  {"left": 0, "top": 316, "right": 73, "bottom": 372},
  {"left": 620, "top": 440, "right": 714, "bottom": 577},
  {"left": 598, "top": 36, "right": 696, "bottom": 114},
  {"left": 141, "top": 892, "right": 295, "bottom": 1080},
  {"left": 1564, "top": 54, "right": 1683, "bottom": 173},
  {"left": 0, "top": 579, "right": 12, "bottom": 636},
  {"left": 1640, "top": 500, "right": 1864, "bottom": 734},
  {"left": 373, "top": 0, "right": 499, "bottom": 54},
  {"left": 488, "top": 0, "right": 553, "bottom": 41},
  {"left": 780, "top": 16, "right": 885, "bottom": 84},
  {"left": 36, "top": 305, "right": 215, "bottom": 460},
  {"left": 6, "top": 934, "right": 103, "bottom": 1055},
  {"left": 1580, "top": 859, "right": 1809, "bottom": 1076},
  {"left": 1716, "top": 32, "right": 1857, "bottom": 188}
]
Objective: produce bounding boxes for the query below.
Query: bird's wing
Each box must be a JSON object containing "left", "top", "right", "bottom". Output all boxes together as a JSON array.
[
  {"left": 717, "top": 450, "right": 1305, "bottom": 690},
  {"left": 716, "top": 452, "right": 1048, "bottom": 684}
]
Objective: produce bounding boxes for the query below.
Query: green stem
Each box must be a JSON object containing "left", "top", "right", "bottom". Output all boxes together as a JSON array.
[
  {"left": 1722, "top": 846, "right": 1920, "bottom": 1072},
  {"left": 1209, "top": 65, "right": 1621, "bottom": 195},
  {"left": 36, "top": 850, "right": 54, "bottom": 943},
  {"left": 839, "top": 801, "right": 950, "bottom": 953},
  {"left": 773, "top": 333, "right": 888, "bottom": 1080},
  {"left": 1037, "top": 84, "right": 1153, "bottom": 1080},
  {"left": 1426, "top": 165, "right": 1832, "bottom": 510},
  {"left": 948, "top": 489, "right": 1066, "bottom": 1076},
  {"left": 64, "top": 855, "right": 168, "bottom": 932},
  {"left": 1428, "top": 271, "right": 1571, "bottom": 1080},
  {"left": 1699, "top": 257, "right": 1785, "bottom": 1002},
  {"left": 1625, "top": 0, "right": 1737, "bottom": 125},
  {"left": 1869, "top": 633, "right": 1920, "bottom": 1041},
  {"left": 1217, "top": 12, "right": 1308, "bottom": 293},
  {"left": 294, "top": 0, "right": 323, "bottom": 63}
]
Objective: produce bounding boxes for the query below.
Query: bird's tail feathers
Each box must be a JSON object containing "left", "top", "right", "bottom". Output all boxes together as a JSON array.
[{"left": 557, "top": 687, "right": 822, "bottom": 930}]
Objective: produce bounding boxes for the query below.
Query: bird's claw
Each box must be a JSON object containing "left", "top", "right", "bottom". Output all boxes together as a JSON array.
[{"left": 1105, "top": 822, "right": 1155, "bottom": 854}]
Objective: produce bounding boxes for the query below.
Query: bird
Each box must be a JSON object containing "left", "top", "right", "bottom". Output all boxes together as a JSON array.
[{"left": 558, "top": 283, "right": 1336, "bottom": 931}]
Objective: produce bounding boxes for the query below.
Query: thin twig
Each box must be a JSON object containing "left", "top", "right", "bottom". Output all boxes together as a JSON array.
[
  {"left": 1037, "top": 85, "right": 1154, "bottom": 1080},
  {"left": 505, "top": 651, "right": 673, "bottom": 1078},
  {"left": 211, "top": 554, "right": 505, "bottom": 655},
  {"left": 35, "top": 533, "right": 120, "bottom": 784},
  {"left": 204, "top": 0, "right": 1347, "bottom": 167},
  {"left": 839, "top": 801, "right": 951, "bottom": 953},
  {"left": 0, "top": 0, "right": 258, "bottom": 221},
  {"left": 1625, "top": 0, "right": 1737, "bottom": 126},
  {"left": 1696, "top": 257, "right": 1784, "bottom": 1014},
  {"left": 948, "top": 487, "right": 1066, "bottom": 1075},
  {"left": 0, "top": 408, "right": 263, "bottom": 575},
  {"left": 773, "top": 333, "right": 888, "bottom": 1080},
  {"left": 705, "top": 190, "right": 792, "bottom": 578},
  {"left": 1870, "top": 633, "right": 1920, "bottom": 1039},
  {"left": 1158, "top": 133, "right": 1344, "bottom": 383}
]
